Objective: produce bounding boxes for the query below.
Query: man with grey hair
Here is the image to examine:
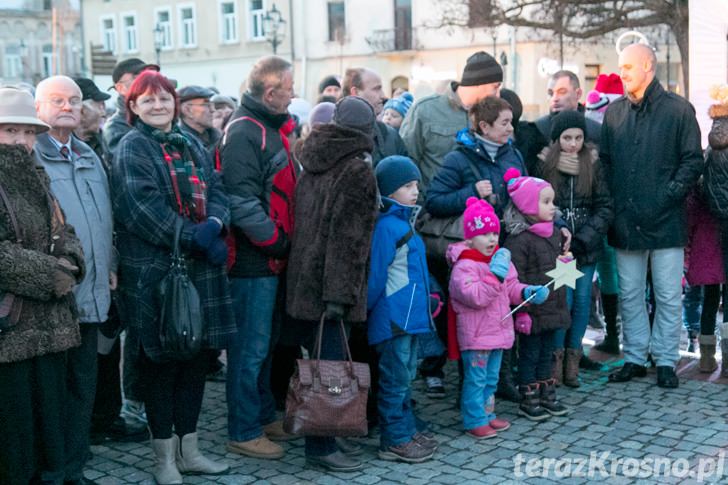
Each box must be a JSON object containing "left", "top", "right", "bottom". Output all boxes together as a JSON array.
[
  {"left": 221, "top": 56, "right": 297, "bottom": 459},
  {"left": 177, "top": 85, "right": 221, "bottom": 150},
  {"left": 602, "top": 43, "right": 702, "bottom": 389},
  {"left": 34, "top": 75, "right": 115, "bottom": 483}
]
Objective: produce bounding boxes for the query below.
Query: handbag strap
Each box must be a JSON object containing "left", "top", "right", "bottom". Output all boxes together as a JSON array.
[
  {"left": 0, "top": 180, "right": 21, "bottom": 244},
  {"left": 312, "top": 314, "right": 355, "bottom": 376},
  {"left": 171, "top": 217, "right": 184, "bottom": 261}
]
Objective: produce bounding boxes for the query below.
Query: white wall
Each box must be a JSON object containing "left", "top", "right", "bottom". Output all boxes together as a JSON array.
[{"left": 689, "top": 0, "right": 728, "bottom": 148}]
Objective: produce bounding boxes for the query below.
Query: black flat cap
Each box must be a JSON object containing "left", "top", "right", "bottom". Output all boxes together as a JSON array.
[
  {"left": 74, "top": 77, "right": 111, "bottom": 102},
  {"left": 177, "top": 85, "right": 215, "bottom": 103},
  {"left": 111, "top": 58, "right": 160, "bottom": 84}
]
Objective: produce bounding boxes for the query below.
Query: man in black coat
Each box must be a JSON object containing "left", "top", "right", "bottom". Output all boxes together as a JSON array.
[{"left": 601, "top": 44, "right": 703, "bottom": 389}]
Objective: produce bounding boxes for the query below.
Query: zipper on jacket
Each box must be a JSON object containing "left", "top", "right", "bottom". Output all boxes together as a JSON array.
[
  {"left": 404, "top": 283, "right": 416, "bottom": 330},
  {"left": 569, "top": 177, "right": 575, "bottom": 234}
]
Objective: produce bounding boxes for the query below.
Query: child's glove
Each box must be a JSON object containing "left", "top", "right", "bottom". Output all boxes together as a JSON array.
[
  {"left": 514, "top": 312, "right": 532, "bottom": 335},
  {"left": 429, "top": 293, "right": 443, "bottom": 318},
  {"left": 523, "top": 285, "right": 550, "bottom": 304},
  {"left": 489, "top": 248, "right": 511, "bottom": 282}
]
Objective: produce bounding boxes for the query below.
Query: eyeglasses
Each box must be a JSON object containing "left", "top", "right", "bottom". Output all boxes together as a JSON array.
[
  {"left": 185, "top": 102, "right": 212, "bottom": 109},
  {"left": 40, "top": 97, "right": 83, "bottom": 108}
]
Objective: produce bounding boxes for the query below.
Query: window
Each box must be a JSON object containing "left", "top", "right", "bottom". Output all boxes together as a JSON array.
[
  {"left": 178, "top": 4, "right": 197, "bottom": 48},
  {"left": 42, "top": 44, "right": 53, "bottom": 77},
  {"left": 122, "top": 13, "right": 138, "bottom": 53},
  {"left": 155, "top": 8, "right": 173, "bottom": 49},
  {"left": 220, "top": 1, "right": 238, "bottom": 43},
  {"left": 100, "top": 15, "right": 116, "bottom": 53},
  {"left": 327, "top": 1, "right": 345, "bottom": 42},
  {"left": 4, "top": 46, "right": 21, "bottom": 78},
  {"left": 249, "top": 0, "right": 265, "bottom": 40}
]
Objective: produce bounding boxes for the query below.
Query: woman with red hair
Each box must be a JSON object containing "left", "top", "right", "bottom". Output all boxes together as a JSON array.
[{"left": 111, "top": 70, "right": 234, "bottom": 484}]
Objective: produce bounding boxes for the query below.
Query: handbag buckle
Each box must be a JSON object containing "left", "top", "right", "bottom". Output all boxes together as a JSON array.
[{"left": 327, "top": 377, "right": 343, "bottom": 395}]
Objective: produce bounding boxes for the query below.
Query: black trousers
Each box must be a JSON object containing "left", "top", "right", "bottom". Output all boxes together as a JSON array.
[
  {"left": 64, "top": 324, "right": 99, "bottom": 481},
  {"left": 141, "top": 350, "right": 211, "bottom": 439},
  {"left": 518, "top": 329, "right": 556, "bottom": 385},
  {"left": 0, "top": 352, "right": 67, "bottom": 485},
  {"left": 92, "top": 337, "right": 122, "bottom": 433}
]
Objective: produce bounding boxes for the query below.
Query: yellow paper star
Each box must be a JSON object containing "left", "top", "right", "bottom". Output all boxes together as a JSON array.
[{"left": 545, "top": 258, "right": 584, "bottom": 290}]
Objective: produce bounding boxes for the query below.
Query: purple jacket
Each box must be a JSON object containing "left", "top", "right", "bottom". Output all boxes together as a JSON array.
[
  {"left": 685, "top": 190, "right": 725, "bottom": 286},
  {"left": 447, "top": 242, "right": 527, "bottom": 351}
]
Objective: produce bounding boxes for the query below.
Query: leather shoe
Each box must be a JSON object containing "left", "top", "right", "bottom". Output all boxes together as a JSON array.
[
  {"left": 656, "top": 366, "right": 679, "bottom": 388},
  {"left": 306, "top": 451, "right": 362, "bottom": 472},
  {"left": 608, "top": 362, "right": 646, "bottom": 382}
]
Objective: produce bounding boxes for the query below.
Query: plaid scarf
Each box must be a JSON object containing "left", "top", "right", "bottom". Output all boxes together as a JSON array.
[{"left": 139, "top": 121, "right": 208, "bottom": 222}]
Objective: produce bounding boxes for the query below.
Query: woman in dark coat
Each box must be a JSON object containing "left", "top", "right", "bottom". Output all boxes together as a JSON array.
[
  {"left": 112, "top": 71, "right": 233, "bottom": 484},
  {"left": 0, "top": 87, "right": 86, "bottom": 485},
  {"left": 531, "top": 110, "right": 613, "bottom": 388},
  {"left": 286, "top": 96, "right": 379, "bottom": 473}
]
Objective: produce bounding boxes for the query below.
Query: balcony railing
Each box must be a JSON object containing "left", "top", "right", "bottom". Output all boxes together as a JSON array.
[{"left": 365, "top": 27, "right": 417, "bottom": 53}]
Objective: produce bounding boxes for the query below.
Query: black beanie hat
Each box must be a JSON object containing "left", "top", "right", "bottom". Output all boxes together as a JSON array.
[
  {"left": 550, "top": 110, "right": 587, "bottom": 142},
  {"left": 460, "top": 51, "right": 503, "bottom": 87},
  {"left": 319, "top": 75, "right": 341, "bottom": 94},
  {"left": 499, "top": 89, "right": 523, "bottom": 127},
  {"left": 333, "top": 96, "right": 376, "bottom": 137}
]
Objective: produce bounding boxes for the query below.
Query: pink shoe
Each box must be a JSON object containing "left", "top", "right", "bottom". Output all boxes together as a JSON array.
[
  {"left": 489, "top": 418, "right": 511, "bottom": 431},
  {"left": 466, "top": 424, "right": 497, "bottom": 439}
]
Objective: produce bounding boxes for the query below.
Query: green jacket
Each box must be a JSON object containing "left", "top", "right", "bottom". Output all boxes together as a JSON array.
[{"left": 399, "top": 83, "right": 469, "bottom": 194}]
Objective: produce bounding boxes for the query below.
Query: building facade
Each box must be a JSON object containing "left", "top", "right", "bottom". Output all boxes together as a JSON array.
[{"left": 0, "top": 0, "right": 82, "bottom": 86}]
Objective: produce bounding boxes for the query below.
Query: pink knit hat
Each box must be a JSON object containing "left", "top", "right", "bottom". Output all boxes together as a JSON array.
[
  {"left": 503, "top": 168, "right": 552, "bottom": 216},
  {"left": 463, "top": 197, "right": 500, "bottom": 239}
]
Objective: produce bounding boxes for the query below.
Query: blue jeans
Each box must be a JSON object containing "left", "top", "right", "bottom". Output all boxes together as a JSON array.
[
  {"left": 460, "top": 349, "right": 502, "bottom": 430},
  {"left": 226, "top": 276, "right": 278, "bottom": 442},
  {"left": 616, "top": 248, "right": 684, "bottom": 367},
  {"left": 375, "top": 334, "right": 418, "bottom": 447},
  {"left": 682, "top": 284, "right": 702, "bottom": 335},
  {"left": 554, "top": 264, "right": 596, "bottom": 350}
]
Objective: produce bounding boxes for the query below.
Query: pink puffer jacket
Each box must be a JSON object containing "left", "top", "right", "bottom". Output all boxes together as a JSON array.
[{"left": 447, "top": 243, "right": 527, "bottom": 351}]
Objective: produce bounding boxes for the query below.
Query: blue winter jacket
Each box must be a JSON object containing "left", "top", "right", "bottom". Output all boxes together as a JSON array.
[
  {"left": 367, "top": 199, "right": 433, "bottom": 345},
  {"left": 425, "top": 129, "right": 527, "bottom": 218}
]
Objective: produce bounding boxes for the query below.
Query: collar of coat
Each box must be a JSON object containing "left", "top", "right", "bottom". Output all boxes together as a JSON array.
[
  {"left": 34, "top": 132, "right": 98, "bottom": 168},
  {"left": 241, "top": 93, "right": 290, "bottom": 130},
  {"left": 629, "top": 77, "right": 663, "bottom": 112}
]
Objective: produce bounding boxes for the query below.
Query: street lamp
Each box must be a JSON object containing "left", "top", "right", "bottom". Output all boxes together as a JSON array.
[
  {"left": 263, "top": 3, "right": 286, "bottom": 55},
  {"left": 153, "top": 23, "right": 164, "bottom": 66},
  {"left": 18, "top": 40, "right": 28, "bottom": 81}
]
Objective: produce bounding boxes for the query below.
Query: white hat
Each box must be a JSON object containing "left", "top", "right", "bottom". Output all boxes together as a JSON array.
[{"left": 0, "top": 87, "right": 50, "bottom": 133}]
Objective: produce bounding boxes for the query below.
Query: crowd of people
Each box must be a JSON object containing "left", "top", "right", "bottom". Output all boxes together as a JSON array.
[{"left": 0, "top": 41, "right": 726, "bottom": 484}]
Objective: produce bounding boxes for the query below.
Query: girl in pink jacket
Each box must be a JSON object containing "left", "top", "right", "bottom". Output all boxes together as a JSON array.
[{"left": 447, "top": 198, "right": 548, "bottom": 439}]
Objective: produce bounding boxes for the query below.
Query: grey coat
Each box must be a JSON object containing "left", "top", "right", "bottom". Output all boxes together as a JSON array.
[{"left": 35, "top": 133, "right": 115, "bottom": 324}]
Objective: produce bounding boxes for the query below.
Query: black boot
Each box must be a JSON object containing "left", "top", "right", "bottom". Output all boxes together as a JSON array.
[
  {"left": 538, "top": 378, "right": 570, "bottom": 416},
  {"left": 593, "top": 293, "right": 620, "bottom": 355},
  {"left": 517, "top": 383, "right": 549, "bottom": 421},
  {"left": 495, "top": 349, "right": 521, "bottom": 402}
]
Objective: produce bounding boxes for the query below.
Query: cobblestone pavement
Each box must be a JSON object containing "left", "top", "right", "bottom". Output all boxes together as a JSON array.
[{"left": 84, "top": 355, "right": 728, "bottom": 485}]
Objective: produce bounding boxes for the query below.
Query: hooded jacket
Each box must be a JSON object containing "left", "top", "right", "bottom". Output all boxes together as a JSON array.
[
  {"left": 286, "top": 124, "right": 378, "bottom": 323},
  {"left": 367, "top": 199, "right": 433, "bottom": 345},
  {"left": 447, "top": 242, "right": 526, "bottom": 351}
]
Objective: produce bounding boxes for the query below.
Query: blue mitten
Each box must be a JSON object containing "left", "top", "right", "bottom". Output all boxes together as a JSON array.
[
  {"left": 206, "top": 238, "right": 229, "bottom": 266},
  {"left": 191, "top": 219, "right": 223, "bottom": 251},
  {"left": 489, "top": 248, "right": 511, "bottom": 281},
  {"left": 524, "top": 285, "right": 550, "bottom": 305}
]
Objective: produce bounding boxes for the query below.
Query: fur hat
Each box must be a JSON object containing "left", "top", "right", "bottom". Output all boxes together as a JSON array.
[
  {"left": 709, "top": 84, "right": 728, "bottom": 120},
  {"left": 375, "top": 155, "right": 421, "bottom": 198},
  {"left": 383, "top": 92, "right": 414, "bottom": 118},
  {"left": 463, "top": 197, "right": 500, "bottom": 239},
  {"left": 503, "top": 168, "right": 552, "bottom": 217},
  {"left": 550, "top": 110, "right": 586, "bottom": 142}
]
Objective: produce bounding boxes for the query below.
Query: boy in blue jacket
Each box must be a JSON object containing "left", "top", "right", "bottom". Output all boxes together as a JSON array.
[{"left": 368, "top": 156, "right": 438, "bottom": 463}]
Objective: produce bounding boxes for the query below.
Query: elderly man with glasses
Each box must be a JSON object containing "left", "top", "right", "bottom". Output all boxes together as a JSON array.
[{"left": 177, "top": 85, "right": 221, "bottom": 150}]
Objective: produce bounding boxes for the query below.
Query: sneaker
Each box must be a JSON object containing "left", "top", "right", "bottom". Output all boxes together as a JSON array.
[
  {"left": 378, "top": 440, "right": 434, "bottom": 463},
  {"left": 489, "top": 418, "right": 511, "bottom": 431},
  {"left": 466, "top": 424, "right": 497, "bottom": 439},
  {"left": 425, "top": 377, "right": 446, "bottom": 398},
  {"left": 120, "top": 399, "right": 147, "bottom": 427},
  {"left": 263, "top": 420, "right": 297, "bottom": 441},
  {"left": 226, "top": 436, "right": 284, "bottom": 459},
  {"left": 413, "top": 431, "right": 438, "bottom": 450},
  {"left": 335, "top": 437, "right": 363, "bottom": 456}
]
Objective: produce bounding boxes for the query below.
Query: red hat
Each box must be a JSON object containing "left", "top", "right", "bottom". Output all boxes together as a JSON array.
[{"left": 594, "top": 73, "right": 623, "bottom": 95}]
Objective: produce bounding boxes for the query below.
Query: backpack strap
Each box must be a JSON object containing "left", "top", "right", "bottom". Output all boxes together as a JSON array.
[
  {"left": 0, "top": 181, "right": 21, "bottom": 244},
  {"left": 395, "top": 228, "right": 414, "bottom": 249}
]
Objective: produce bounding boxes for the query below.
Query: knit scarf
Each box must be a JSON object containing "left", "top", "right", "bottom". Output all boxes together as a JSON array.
[
  {"left": 557, "top": 151, "right": 580, "bottom": 176},
  {"left": 137, "top": 121, "right": 208, "bottom": 222},
  {"left": 446, "top": 247, "right": 498, "bottom": 361}
]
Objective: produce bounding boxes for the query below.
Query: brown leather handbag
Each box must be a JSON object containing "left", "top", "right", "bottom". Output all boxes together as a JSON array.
[{"left": 283, "top": 315, "right": 370, "bottom": 437}]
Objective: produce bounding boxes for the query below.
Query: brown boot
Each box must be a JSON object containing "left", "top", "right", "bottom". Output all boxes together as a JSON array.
[
  {"left": 563, "top": 348, "right": 581, "bottom": 388},
  {"left": 551, "top": 349, "right": 564, "bottom": 386},
  {"left": 698, "top": 335, "right": 718, "bottom": 373}
]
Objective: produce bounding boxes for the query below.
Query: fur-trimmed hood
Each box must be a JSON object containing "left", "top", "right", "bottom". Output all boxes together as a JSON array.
[
  {"left": 709, "top": 103, "right": 728, "bottom": 121},
  {"left": 298, "top": 123, "right": 374, "bottom": 174},
  {"left": 709, "top": 116, "right": 728, "bottom": 151}
]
